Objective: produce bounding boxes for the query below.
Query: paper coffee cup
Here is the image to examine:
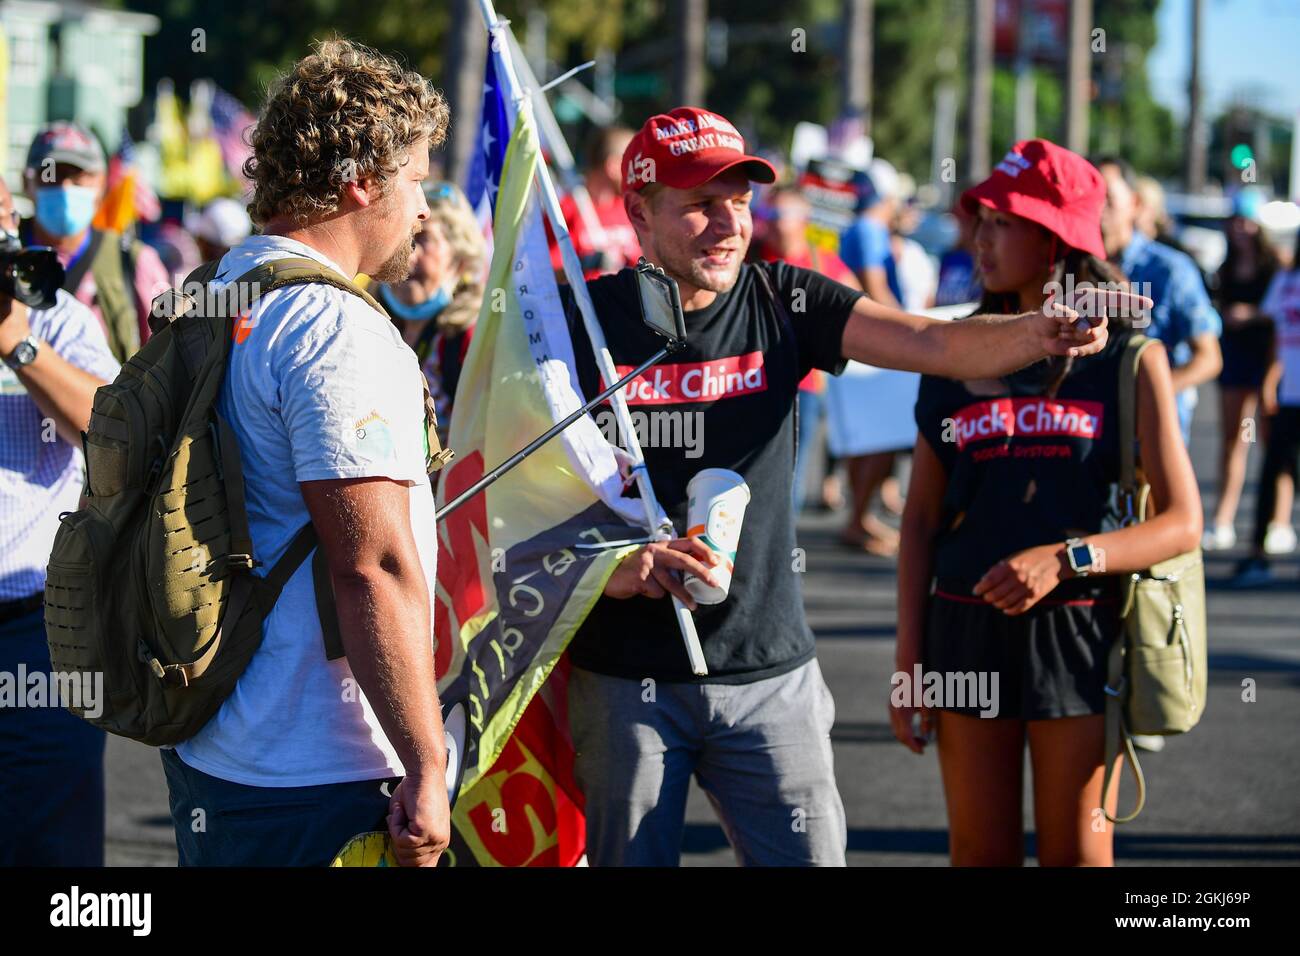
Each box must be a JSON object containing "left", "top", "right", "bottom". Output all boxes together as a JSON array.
[{"left": 683, "top": 468, "right": 751, "bottom": 605}]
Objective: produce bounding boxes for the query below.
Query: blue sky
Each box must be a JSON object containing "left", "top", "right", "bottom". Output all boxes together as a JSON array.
[{"left": 1147, "top": 0, "right": 1300, "bottom": 120}]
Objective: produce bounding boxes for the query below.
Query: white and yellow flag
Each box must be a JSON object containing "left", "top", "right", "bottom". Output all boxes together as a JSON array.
[{"left": 434, "top": 99, "right": 658, "bottom": 867}]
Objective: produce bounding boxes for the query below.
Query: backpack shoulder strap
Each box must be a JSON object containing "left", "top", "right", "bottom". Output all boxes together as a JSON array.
[
  {"left": 1101, "top": 694, "right": 1146, "bottom": 824},
  {"left": 1118, "top": 332, "right": 1155, "bottom": 496},
  {"left": 86, "top": 229, "right": 141, "bottom": 360},
  {"left": 233, "top": 256, "right": 390, "bottom": 316},
  {"left": 1103, "top": 330, "right": 1157, "bottom": 825},
  {"left": 64, "top": 228, "right": 106, "bottom": 293}
]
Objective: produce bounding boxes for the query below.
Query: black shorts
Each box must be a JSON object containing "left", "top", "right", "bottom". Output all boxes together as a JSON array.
[
  {"left": 922, "top": 582, "right": 1122, "bottom": 720},
  {"left": 1219, "top": 322, "right": 1274, "bottom": 389}
]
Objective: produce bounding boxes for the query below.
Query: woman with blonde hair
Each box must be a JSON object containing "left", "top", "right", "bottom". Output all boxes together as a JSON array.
[{"left": 377, "top": 180, "right": 486, "bottom": 437}]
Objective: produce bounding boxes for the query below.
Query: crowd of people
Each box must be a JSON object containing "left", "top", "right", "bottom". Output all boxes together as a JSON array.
[{"left": 0, "top": 34, "right": 1294, "bottom": 869}]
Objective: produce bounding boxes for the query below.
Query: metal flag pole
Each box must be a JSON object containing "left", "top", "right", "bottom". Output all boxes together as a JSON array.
[
  {"left": 476, "top": 0, "right": 708, "bottom": 676},
  {"left": 436, "top": 343, "right": 678, "bottom": 521}
]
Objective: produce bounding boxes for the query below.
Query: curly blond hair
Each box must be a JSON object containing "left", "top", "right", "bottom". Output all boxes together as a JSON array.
[
  {"left": 424, "top": 183, "right": 486, "bottom": 332},
  {"left": 245, "top": 38, "right": 449, "bottom": 226}
]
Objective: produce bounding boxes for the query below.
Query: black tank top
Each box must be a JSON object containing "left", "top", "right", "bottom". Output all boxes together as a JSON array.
[{"left": 914, "top": 326, "right": 1136, "bottom": 600}]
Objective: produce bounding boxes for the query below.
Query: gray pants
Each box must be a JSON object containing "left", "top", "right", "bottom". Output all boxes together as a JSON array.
[{"left": 569, "top": 658, "right": 847, "bottom": 866}]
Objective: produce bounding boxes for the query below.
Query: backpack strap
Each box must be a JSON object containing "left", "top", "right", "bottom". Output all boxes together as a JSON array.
[
  {"left": 88, "top": 229, "right": 143, "bottom": 362},
  {"left": 1101, "top": 332, "right": 1156, "bottom": 824},
  {"left": 63, "top": 229, "right": 104, "bottom": 297},
  {"left": 207, "top": 256, "right": 393, "bottom": 662},
  {"left": 1118, "top": 333, "right": 1155, "bottom": 509}
]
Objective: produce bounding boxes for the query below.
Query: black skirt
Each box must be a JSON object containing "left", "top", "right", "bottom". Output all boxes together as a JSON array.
[{"left": 922, "top": 581, "right": 1122, "bottom": 720}]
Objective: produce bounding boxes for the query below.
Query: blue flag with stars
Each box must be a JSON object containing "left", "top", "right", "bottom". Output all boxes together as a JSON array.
[{"left": 464, "top": 44, "right": 511, "bottom": 229}]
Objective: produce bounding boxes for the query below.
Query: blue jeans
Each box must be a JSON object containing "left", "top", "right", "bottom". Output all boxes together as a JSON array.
[
  {"left": 568, "top": 658, "right": 847, "bottom": 866},
  {"left": 0, "top": 606, "right": 106, "bottom": 866},
  {"left": 161, "top": 749, "right": 400, "bottom": 866}
]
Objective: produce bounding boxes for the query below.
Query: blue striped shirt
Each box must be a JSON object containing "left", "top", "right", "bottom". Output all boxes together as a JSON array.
[{"left": 0, "top": 291, "right": 119, "bottom": 600}]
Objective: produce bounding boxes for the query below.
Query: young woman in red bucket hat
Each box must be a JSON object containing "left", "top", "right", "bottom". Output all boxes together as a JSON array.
[{"left": 890, "top": 140, "right": 1203, "bottom": 865}]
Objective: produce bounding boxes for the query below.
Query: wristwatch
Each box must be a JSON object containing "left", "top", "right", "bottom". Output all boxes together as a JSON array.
[
  {"left": 1064, "top": 537, "right": 1097, "bottom": 576},
  {"left": 3, "top": 335, "right": 39, "bottom": 369}
]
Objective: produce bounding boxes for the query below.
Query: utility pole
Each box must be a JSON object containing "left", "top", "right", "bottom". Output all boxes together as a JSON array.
[
  {"left": 674, "top": 0, "right": 707, "bottom": 107},
  {"left": 1063, "top": 0, "right": 1092, "bottom": 154},
  {"left": 1013, "top": 0, "right": 1035, "bottom": 143},
  {"left": 968, "top": 0, "right": 994, "bottom": 180},
  {"left": 444, "top": 0, "right": 486, "bottom": 185},
  {"left": 1184, "top": 0, "right": 1207, "bottom": 192},
  {"left": 843, "top": 0, "right": 873, "bottom": 136}
]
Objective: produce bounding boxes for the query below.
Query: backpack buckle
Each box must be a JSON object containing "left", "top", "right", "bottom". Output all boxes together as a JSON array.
[
  {"left": 149, "top": 289, "right": 197, "bottom": 334},
  {"left": 137, "top": 639, "right": 167, "bottom": 681},
  {"left": 427, "top": 447, "right": 455, "bottom": 474}
]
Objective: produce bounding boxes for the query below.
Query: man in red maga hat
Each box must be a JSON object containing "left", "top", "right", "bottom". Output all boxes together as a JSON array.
[{"left": 561, "top": 111, "right": 1149, "bottom": 867}]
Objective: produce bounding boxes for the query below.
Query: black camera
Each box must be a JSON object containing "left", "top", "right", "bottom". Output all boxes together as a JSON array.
[{"left": 0, "top": 232, "right": 64, "bottom": 309}]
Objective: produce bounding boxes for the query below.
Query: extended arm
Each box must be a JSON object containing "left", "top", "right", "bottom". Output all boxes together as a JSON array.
[{"left": 839, "top": 286, "right": 1151, "bottom": 380}]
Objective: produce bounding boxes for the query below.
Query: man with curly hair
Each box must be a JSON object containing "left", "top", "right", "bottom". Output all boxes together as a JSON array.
[{"left": 160, "top": 38, "right": 452, "bottom": 867}]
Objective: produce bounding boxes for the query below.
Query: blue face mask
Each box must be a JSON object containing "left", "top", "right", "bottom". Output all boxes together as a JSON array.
[
  {"left": 384, "top": 284, "right": 452, "bottom": 323},
  {"left": 35, "top": 185, "right": 98, "bottom": 238}
]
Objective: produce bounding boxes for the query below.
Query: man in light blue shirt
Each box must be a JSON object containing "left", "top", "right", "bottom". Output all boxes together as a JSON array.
[
  {"left": 839, "top": 158, "right": 903, "bottom": 308},
  {"left": 1096, "top": 157, "right": 1222, "bottom": 443}
]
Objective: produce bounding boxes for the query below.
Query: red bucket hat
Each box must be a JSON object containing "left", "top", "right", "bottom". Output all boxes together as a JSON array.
[
  {"left": 960, "top": 139, "right": 1106, "bottom": 259},
  {"left": 622, "top": 107, "right": 776, "bottom": 193}
]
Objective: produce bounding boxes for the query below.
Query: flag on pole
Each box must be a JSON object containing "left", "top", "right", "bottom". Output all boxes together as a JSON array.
[
  {"left": 463, "top": 45, "right": 510, "bottom": 254},
  {"left": 186, "top": 81, "right": 230, "bottom": 205},
  {"left": 154, "top": 80, "right": 190, "bottom": 200},
  {"left": 94, "top": 128, "right": 161, "bottom": 231},
  {"left": 210, "top": 86, "right": 256, "bottom": 192},
  {"left": 435, "top": 62, "right": 658, "bottom": 868}
]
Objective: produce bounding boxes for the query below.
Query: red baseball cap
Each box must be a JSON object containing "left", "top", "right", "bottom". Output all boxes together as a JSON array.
[
  {"left": 960, "top": 139, "right": 1106, "bottom": 259},
  {"left": 622, "top": 107, "right": 776, "bottom": 193}
]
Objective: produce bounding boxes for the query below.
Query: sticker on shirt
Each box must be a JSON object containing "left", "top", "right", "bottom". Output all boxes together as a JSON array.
[
  {"left": 612, "top": 351, "right": 767, "bottom": 405},
  {"left": 948, "top": 397, "right": 1104, "bottom": 451},
  {"left": 352, "top": 410, "right": 396, "bottom": 462}
]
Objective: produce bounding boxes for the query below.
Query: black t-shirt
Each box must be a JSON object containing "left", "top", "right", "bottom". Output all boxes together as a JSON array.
[
  {"left": 562, "top": 260, "right": 861, "bottom": 683},
  {"left": 914, "top": 325, "right": 1137, "bottom": 602}
]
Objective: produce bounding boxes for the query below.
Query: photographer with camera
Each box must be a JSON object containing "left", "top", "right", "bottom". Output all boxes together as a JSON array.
[
  {"left": 0, "top": 173, "right": 120, "bottom": 865},
  {"left": 20, "top": 122, "right": 171, "bottom": 363}
]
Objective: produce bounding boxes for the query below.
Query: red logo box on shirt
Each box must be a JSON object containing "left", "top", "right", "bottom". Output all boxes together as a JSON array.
[
  {"left": 612, "top": 351, "right": 768, "bottom": 405},
  {"left": 950, "top": 397, "right": 1104, "bottom": 450}
]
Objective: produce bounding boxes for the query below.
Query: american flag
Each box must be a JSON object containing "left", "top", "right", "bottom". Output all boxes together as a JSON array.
[
  {"left": 107, "top": 129, "right": 161, "bottom": 222},
  {"left": 210, "top": 86, "right": 256, "bottom": 185},
  {"left": 463, "top": 43, "right": 511, "bottom": 250}
]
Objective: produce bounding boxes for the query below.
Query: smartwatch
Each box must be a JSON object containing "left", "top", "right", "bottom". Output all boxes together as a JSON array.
[
  {"left": 1065, "top": 537, "right": 1097, "bottom": 576},
  {"left": 4, "top": 335, "right": 39, "bottom": 369}
]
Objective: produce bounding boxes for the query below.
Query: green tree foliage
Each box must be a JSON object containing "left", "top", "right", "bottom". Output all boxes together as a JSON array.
[
  {"left": 1090, "top": 0, "right": 1178, "bottom": 177},
  {"left": 123, "top": 0, "right": 452, "bottom": 108},
  {"left": 116, "top": 0, "right": 1180, "bottom": 184}
]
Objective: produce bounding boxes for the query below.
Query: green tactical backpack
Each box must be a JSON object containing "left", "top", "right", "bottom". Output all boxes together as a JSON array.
[{"left": 44, "top": 256, "right": 453, "bottom": 746}]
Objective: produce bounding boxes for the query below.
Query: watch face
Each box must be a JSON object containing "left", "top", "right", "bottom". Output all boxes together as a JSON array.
[
  {"left": 13, "top": 340, "right": 37, "bottom": 366},
  {"left": 1069, "top": 543, "right": 1093, "bottom": 570}
]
